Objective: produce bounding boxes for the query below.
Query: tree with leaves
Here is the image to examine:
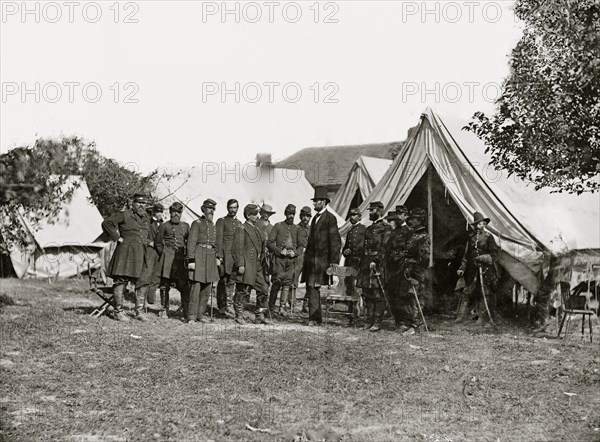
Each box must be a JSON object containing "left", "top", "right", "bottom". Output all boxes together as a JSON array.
[
  {"left": 466, "top": 0, "right": 600, "bottom": 194},
  {"left": 1, "top": 136, "right": 183, "bottom": 254}
]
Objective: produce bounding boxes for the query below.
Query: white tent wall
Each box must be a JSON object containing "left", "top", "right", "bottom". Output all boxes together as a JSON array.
[
  {"left": 341, "top": 108, "right": 600, "bottom": 294},
  {"left": 154, "top": 165, "right": 344, "bottom": 225},
  {"left": 4, "top": 176, "right": 108, "bottom": 279},
  {"left": 330, "top": 156, "right": 392, "bottom": 219}
]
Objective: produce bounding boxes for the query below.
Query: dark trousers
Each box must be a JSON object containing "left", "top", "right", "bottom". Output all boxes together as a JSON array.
[
  {"left": 216, "top": 273, "right": 235, "bottom": 310},
  {"left": 188, "top": 282, "right": 212, "bottom": 321},
  {"left": 159, "top": 277, "right": 189, "bottom": 316},
  {"left": 306, "top": 285, "right": 323, "bottom": 323}
]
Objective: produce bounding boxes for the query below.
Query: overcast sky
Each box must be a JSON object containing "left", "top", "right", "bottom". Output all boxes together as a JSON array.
[{"left": 1, "top": 1, "right": 523, "bottom": 173}]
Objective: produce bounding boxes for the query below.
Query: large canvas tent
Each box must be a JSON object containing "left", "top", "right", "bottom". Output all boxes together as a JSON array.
[
  {"left": 1, "top": 176, "right": 108, "bottom": 279},
  {"left": 330, "top": 156, "right": 392, "bottom": 219},
  {"left": 154, "top": 164, "right": 344, "bottom": 224},
  {"left": 342, "top": 108, "right": 600, "bottom": 293}
]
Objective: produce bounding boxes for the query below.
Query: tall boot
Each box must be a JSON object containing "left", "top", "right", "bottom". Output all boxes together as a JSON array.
[
  {"left": 197, "top": 284, "right": 211, "bottom": 323},
  {"left": 455, "top": 294, "right": 471, "bottom": 323},
  {"left": 135, "top": 286, "right": 149, "bottom": 321},
  {"left": 370, "top": 300, "right": 386, "bottom": 332},
  {"left": 112, "top": 284, "right": 130, "bottom": 321},
  {"left": 362, "top": 298, "right": 375, "bottom": 330},
  {"left": 158, "top": 287, "right": 167, "bottom": 318},
  {"left": 279, "top": 286, "right": 290, "bottom": 316},
  {"left": 233, "top": 290, "right": 245, "bottom": 324},
  {"left": 269, "top": 281, "right": 281, "bottom": 315},
  {"left": 225, "top": 281, "right": 236, "bottom": 316}
]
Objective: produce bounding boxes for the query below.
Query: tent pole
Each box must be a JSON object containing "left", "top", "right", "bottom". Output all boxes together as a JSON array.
[{"left": 427, "top": 166, "right": 434, "bottom": 268}]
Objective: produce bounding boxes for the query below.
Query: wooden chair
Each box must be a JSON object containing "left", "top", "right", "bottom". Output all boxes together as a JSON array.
[
  {"left": 324, "top": 265, "right": 360, "bottom": 325},
  {"left": 88, "top": 265, "right": 115, "bottom": 318},
  {"left": 557, "top": 284, "right": 594, "bottom": 343}
]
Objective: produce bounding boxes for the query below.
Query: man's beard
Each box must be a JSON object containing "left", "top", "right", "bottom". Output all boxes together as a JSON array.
[
  {"left": 204, "top": 213, "right": 213, "bottom": 222},
  {"left": 171, "top": 216, "right": 181, "bottom": 224},
  {"left": 369, "top": 212, "right": 379, "bottom": 221}
]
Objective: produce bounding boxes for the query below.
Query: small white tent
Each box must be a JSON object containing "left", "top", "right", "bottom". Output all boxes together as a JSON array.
[
  {"left": 330, "top": 156, "right": 392, "bottom": 219},
  {"left": 342, "top": 108, "right": 600, "bottom": 293},
  {"left": 154, "top": 164, "right": 344, "bottom": 224},
  {"left": 2, "top": 176, "right": 108, "bottom": 279}
]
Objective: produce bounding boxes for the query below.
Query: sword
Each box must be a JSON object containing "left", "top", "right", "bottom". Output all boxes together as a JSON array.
[
  {"left": 404, "top": 270, "right": 429, "bottom": 332},
  {"left": 371, "top": 266, "right": 397, "bottom": 326},
  {"left": 478, "top": 266, "right": 495, "bottom": 326}
]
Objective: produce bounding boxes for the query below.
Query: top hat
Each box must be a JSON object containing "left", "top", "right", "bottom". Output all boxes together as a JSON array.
[
  {"left": 470, "top": 211, "right": 490, "bottom": 225},
  {"left": 284, "top": 204, "right": 296, "bottom": 214},
  {"left": 311, "top": 187, "right": 330, "bottom": 203},
  {"left": 260, "top": 203, "right": 276, "bottom": 214},
  {"left": 202, "top": 199, "right": 217, "bottom": 209}
]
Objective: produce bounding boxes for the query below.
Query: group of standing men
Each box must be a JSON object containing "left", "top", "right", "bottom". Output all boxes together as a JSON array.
[
  {"left": 342, "top": 202, "right": 431, "bottom": 334},
  {"left": 101, "top": 188, "right": 498, "bottom": 331}
]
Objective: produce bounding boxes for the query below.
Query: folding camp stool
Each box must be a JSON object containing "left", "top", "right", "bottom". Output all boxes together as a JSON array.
[
  {"left": 88, "top": 265, "right": 116, "bottom": 318},
  {"left": 557, "top": 283, "right": 594, "bottom": 343},
  {"left": 324, "top": 265, "right": 360, "bottom": 325}
]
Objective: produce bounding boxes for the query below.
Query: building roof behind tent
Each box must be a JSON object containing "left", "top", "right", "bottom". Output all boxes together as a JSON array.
[
  {"left": 274, "top": 142, "right": 399, "bottom": 188},
  {"left": 440, "top": 113, "right": 600, "bottom": 252},
  {"left": 26, "top": 176, "right": 105, "bottom": 248},
  {"left": 154, "top": 165, "right": 344, "bottom": 225}
]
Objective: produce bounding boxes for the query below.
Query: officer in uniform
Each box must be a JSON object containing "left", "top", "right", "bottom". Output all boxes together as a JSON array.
[
  {"left": 101, "top": 193, "right": 152, "bottom": 321},
  {"left": 268, "top": 204, "right": 300, "bottom": 316},
  {"left": 384, "top": 206, "right": 412, "bottom": 330},
  {"left": 295, "top": 206, "right": 312, "bottom": 313},
  {"left": 342, "top": 208, "right": 366, "bottom": 322},
  {"left": 215, "top": 199, "right": 243, "bottom": 318},
  {"left": 255, "top": 203, "right": 276, "bottom": 301},
  {"left": 232, "top": 204, "right": 271, "bottom": 325},
  {"left": 356, "top": 201, "right": 391, "bottom": 332},
  {"left": 402, "top": 208, "right": 431, "bottom": 334},
  {"left": 456, "top": 212, "right": 499, "bottom": 324},
  {"left": 138, "top": 203, "right": 164, "bottom": 305},
  {"left": 186, "top": 199, "right": 220, "bottom": 323},
  {"left": 154, "top": 202, "right": 190, "bottom": 318}
]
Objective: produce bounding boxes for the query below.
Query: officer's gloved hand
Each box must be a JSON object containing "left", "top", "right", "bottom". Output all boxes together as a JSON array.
[
  {"left": 457, "top": 269, "right": 464, "bottom": 277},
  {"left": 369, "top": 262, "right": 376, "bottom": 270},
  {"left": 288, "top": 250, "right": 295, "bottom": 258},
  {"left": 408, "top": 278, "right": 419, "bottom": 287},
  {"left": 216, "top": 258, "right": 222, "bottom": 267},
  {"left": 238, "top": 266, "right": 245, "bottom": 275},
  {"left": 188, "top": 263, "right": 196, "bottom": 271}
]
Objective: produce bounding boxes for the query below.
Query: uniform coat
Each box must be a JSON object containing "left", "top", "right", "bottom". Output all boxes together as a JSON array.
[
  {"left": 384, "top": 224, "right": 413, "bottom": 286},
  {"left": 301, "top": 210, "right": 342, "bottom": 286},
  {"left": 459, "top": 230, "right": 499, "bottom": 294},
  {"left": 356, "top": 219, "right": 391, "bottom": 288},
  {"left": 102, "top": 210, "right": 150, "bottom": 278},
  {"left": 216, "top": 215, "right": 243, "bottom": 275},
  {"left": 294, "top": 222, "right": 310, "bottom": 286},
  {"left": 268, "top": 220, "right": 301, "bottom": 283},
  {"left": 138, "top": 216, "right": 162, "bottom": 287},
  {"left": 343, "top": 223, "right": 366, "bottom": 270},
  {"left": 187, "top": 217, "right": 220, "bottom": 283},
  {"left": 232, "top": 221, "right": 268, "bottom": 293},
  {"left": 155, "top": 220, "right": 190, "bottom": 280}
]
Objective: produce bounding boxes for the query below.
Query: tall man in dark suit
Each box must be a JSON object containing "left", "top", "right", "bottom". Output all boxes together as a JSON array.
[{"left": 301, "top": 187, "right": 342, "bottom": 326}]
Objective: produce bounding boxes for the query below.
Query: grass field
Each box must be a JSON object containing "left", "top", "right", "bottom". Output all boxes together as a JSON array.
[{"left": 1, "top": 278, "right": 599, "bottom": 442}]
